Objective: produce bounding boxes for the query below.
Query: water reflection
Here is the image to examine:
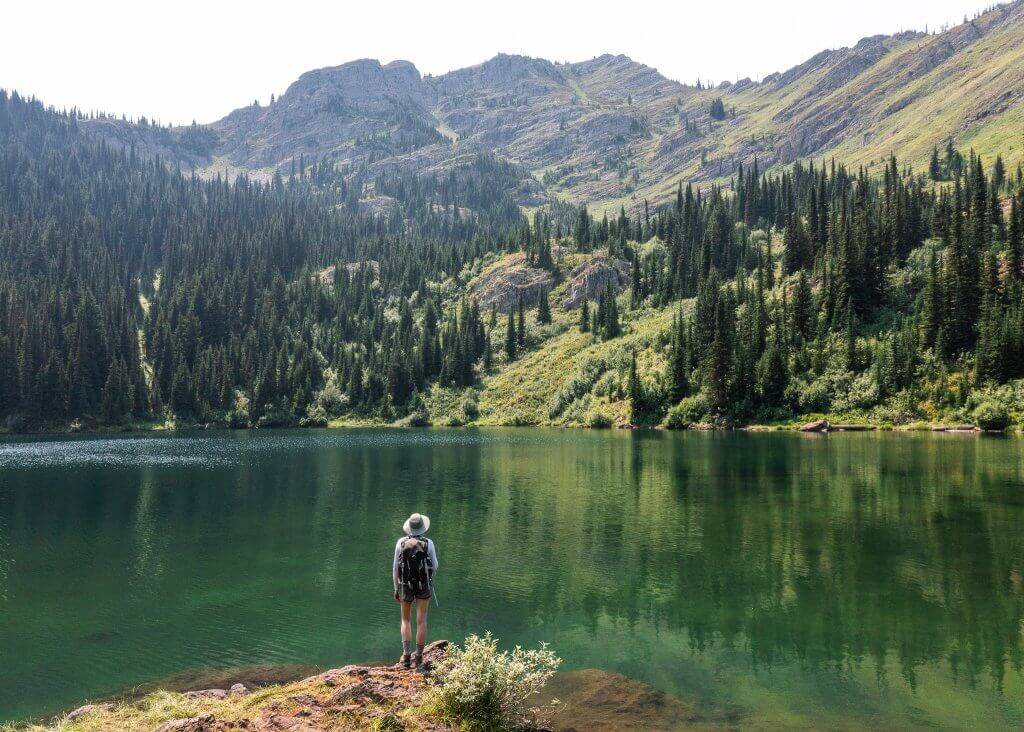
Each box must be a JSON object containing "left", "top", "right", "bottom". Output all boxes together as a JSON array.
[{"left": 0, "top": 429, "right": 1022, "bottom": 726}]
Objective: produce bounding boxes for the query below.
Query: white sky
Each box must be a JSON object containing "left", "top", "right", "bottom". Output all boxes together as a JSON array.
[{"left": 2, "top": 0, "right": 993, "bottom": 125}]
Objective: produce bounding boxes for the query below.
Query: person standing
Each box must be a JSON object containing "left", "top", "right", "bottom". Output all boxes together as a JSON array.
[{"left": 393, "top": 513, "right": 438, "bottom": 669}]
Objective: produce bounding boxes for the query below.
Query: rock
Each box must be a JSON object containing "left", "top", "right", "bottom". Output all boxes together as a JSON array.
[
  {"left": 229, "top": 682, "right": 250, "bottom": 696},
  {"left": 320, "top": 665, "right": 369, "bottom": 686},
  {"left": 153, "top": 713, "right": 216, "bottom": 732},
  {"left": 65, "top": 703, "right": 114, "bottom": 722},
  {"left": 468, "top": 254, "right": 554, "bottom": 313},
  {"left": 798, "top": 419, "right": 830, "bottom": 432},
  {"left": 184, "top": 688, "right": 228, "bottom": 700},
  {"left": 326, "top": 681, "right": 386, "bottom": 706},
  {"left": 831, "top": 424, "right": 875, "bottom": 432},
  {"left": 952, "top": 424, "right": 979, "bottom": 432},
  {"left": 561, "top": 253, "right": 630, "bottom": 310}
]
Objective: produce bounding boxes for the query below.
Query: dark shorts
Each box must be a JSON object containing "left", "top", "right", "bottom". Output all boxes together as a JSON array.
[{"left": 397, "top": 585, "right": 431, "bottom": 602}]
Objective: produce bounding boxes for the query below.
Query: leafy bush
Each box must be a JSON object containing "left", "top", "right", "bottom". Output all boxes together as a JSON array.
[
  {"left": 312, "top": 369, "right": 348, "bottom": 416},
  {"left": 662, "top": 403, "right": 691, "bottom": 429},
  {"left": 397, "top": 409, "right": 432, "bottom": 427},
  {"left": 585, "top": 408, "right": 614, "bottom": 429},
  {"left": 973, "top": 400, "right": 1010, "bottom": 431},
  {"left": 668, "top": 393, "right": 710, "bottom": 425},
  {"left": 300, "top": 404, "right": 329, "bottom": 427},
  {"left": 461, "top": 391, "right": 480, "bottom": 421},
  {"left": 833, "top": 370, "right": 879, "bottom": 412},
  {"left": 548, "top": 356, "right": 607, "bottom": 419},
  {"left": 430, "top": 633, "right": 561, "bottom": 731}
]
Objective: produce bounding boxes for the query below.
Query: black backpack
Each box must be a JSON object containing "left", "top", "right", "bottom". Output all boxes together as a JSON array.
[{"left": 398, "top": 536, "right": 433, "bottom": 595}]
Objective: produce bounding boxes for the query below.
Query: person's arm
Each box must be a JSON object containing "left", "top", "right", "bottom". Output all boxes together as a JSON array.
[
  {"left": 428, "top": 539, "right": 438, "bottom": 574},
  {"left": 393, "top": 538, "right": 402, "bottom": 594}
]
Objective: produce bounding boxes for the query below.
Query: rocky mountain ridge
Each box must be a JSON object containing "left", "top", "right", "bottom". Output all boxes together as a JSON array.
[{"left": 77, "top": 1, "right": 1024, "bottom": 210}]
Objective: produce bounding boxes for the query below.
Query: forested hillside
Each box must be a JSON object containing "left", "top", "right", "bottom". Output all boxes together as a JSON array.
[
  {"left": 3, "top": 82, "right": 1024, "bottom": 433},
  {"left": 0, "top": 91, "right": 531, "bottom": 430}
]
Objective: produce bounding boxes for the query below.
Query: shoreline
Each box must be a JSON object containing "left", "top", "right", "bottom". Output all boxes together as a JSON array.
[
  {"left": 12, "top": 642, "right": 711, "bottom": 732},
  {"left": 1, "top": 417, "right": 1019, "bottom": 440}
]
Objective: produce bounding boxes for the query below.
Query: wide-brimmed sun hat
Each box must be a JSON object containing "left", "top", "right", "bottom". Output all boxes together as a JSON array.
[{"left": 403, "top": 513, "right": 430, "bottom": 536}]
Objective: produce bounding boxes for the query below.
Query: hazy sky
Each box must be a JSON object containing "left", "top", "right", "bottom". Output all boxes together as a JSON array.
[{"left": 3, "top": 0, "right": 993, "bottom": 125}]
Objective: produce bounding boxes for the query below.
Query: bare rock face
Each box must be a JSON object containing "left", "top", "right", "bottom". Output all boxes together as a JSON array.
[
  {"left": 562, "top": 254, "right": 630, "bottom": 310},
  {"left": 469, "top": 254, "right": 554, "bottom": 313}
]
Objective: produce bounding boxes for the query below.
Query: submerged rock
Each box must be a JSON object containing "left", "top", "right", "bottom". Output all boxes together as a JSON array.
[{"left": 534, "top": 668, "right": 734, "bottom": 731}]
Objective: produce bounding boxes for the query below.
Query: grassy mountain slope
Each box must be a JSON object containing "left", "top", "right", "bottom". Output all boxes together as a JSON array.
[{"left": 77, "top": 2, "right": 1024, "bottom": 212}]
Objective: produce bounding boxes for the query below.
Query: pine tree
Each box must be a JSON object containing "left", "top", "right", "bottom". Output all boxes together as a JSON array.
[
  {"left": 628, "top": 350, "right": 644, "bottom": 424},
  {"left": 791, "top": 270, "right": 813, "bottom": 341},
  {"left": 929, "top": 146, "right": 942, "bottom": 181},
  {"left": 516, "top": 296, "right": 526, "bottom": 347},
  {"left": 667, "top": 311, "right": 689, "bottom": 404},
  {"left": 505, "top": 311, "right": 517, "bottom": 361},
  {"left": 536, "top": 290, "right": 552, "bottom": 324},
  {"left": 783, "top": 215, "right": 811, "bottom": 274},
  {"left": 1009, "top": 197, "right": 1022, "bottom": 281},
  {"left": 579, "top": 299, "right": 591, "bottom": 333}
]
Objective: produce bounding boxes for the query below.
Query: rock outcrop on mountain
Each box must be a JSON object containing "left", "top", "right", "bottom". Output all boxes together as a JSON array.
[
  {"left": 562, "top": 253, "right": 630, "bottom": 310},
  {"left": 469, "top": 253, "right": 555, "bottom": 312},
  {"left": 78, "top": 1, "right": 1024, "bottom": 209}
]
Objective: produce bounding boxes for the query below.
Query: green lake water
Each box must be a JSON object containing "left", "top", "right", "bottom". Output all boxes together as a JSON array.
[{"left": 1, "top": 428, "right": 1022, "bottom": 728}]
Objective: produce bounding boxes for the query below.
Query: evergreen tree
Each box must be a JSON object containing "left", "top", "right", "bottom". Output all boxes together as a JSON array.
[
  {"left": 579, "top": 299, "right": 591, "bottom": 333},
  {"left": 505, "top": 311, "right": 517, "bottom": 361},
  {"left": 536, "top": 290, "right": 552, "bottom": 324}
]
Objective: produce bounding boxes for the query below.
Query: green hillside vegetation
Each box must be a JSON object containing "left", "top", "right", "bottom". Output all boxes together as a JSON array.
[{"left": 3, "top": 86, "right": 1024, "bottom": 434}]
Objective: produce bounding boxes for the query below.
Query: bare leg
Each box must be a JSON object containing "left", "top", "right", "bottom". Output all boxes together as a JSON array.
[
  {"left": 415, "top": 597, "right": 430, "bottom": 646},
  {"left": 400, "top": 600, "right": 413, "bottom": 644}
]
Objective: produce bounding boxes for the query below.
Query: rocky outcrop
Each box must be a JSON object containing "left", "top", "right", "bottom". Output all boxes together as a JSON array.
[
  {"left": 56, "top": 642, "right": 741, "bottom": 731},
  {"left": 140, "top": 641, "right": 450, "bottom": 732},
  {"left": 798, "top": 419, "right": 830, "bottom": 433},
  {"left": 561, "top": 253, "right": 630, "bottom": 309},
  {"left": 469, "top": 254, "right": 554, "bottom": 312}
]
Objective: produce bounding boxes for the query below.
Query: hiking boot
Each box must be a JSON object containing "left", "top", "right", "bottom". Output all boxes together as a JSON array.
[
  {"left": 399, "top": 653, "right": 411, "bottom": 669},
  {"left": 413, "top": 651, "right": 423, "bottom": 670}
]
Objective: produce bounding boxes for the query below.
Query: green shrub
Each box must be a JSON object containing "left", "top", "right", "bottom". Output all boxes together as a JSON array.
[
  {"left": 585, "top": 408, "right": 614, "bottom": 429},
  {"left": 973, "top": 400, "right": 1010, "bottom": 431},
  {"left": 461, "top": 392, "right": 480, "bottom": 421},
  {"left": 548, "top": 356, "right": 607, "bottom": 419},
  {"left": 668, "top": 394, "right": 709, "bottom": 425},
  {"left": 395, "top": 405, "right": 431, "bottom": 427},
  {"left": 662, "top": 403, "right": 691, "bottom": 429},
  {"left": 791, "top": 376, "right": 832, "bottom": 413},
  {"left": 430, "top": 633, "right": 560, "bottom": 731},
  {"left": 300, "top": 405, "right": 329, "bottom": 427}
]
